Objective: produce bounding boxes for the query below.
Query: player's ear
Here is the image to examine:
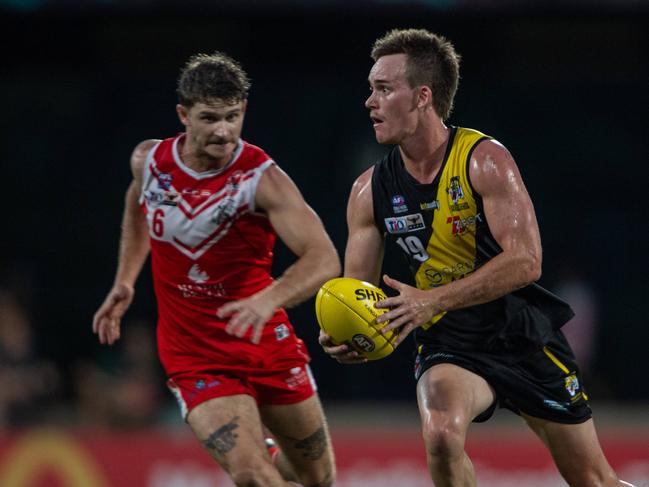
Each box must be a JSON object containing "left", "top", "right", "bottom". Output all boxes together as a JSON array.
[
  {"left": 417, "top": 86, "right": 433, "bottom": 110},
  {"left": 176, "top": 104, "right": 190, "bottom": 126}
]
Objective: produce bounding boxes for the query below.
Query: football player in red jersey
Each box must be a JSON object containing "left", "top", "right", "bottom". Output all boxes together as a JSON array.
[{"left": 93, "top": 52, "right": 339, "bottom": 487}]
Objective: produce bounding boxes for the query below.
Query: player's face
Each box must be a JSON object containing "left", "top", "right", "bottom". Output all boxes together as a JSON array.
[
  {"left": 177, "top": 99, "right": 247, "bottom": 166},
  {"left": 365, "top": 54, "right": 419, "bottom": 145}
]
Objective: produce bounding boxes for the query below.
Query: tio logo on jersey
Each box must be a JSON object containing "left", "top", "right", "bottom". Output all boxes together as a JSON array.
[{"left": 384, "top": 213, "right": 425, "bottom": 234}]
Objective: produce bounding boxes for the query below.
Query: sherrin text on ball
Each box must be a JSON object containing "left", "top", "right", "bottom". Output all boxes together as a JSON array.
[{"left": 315, "top": 277, "right": 397, "bottom": 360}]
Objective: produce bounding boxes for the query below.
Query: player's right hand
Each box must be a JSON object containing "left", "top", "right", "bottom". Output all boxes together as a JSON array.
[
  {"left": 318, "top": 331, "right": 367, "bottom": 364},
  {"left": 92, "top": 283, "right": 135, "bottom": 345}
]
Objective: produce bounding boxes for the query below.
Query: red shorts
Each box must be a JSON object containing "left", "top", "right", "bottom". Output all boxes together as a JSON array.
[
  {"left": 166, "top": 359, "right": 317, "bottom": 420},
  {"left": 159, "top": 313, "right": 317, "bottom": 419}
]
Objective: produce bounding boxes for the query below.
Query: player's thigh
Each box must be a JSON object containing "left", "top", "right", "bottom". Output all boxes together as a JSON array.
[
  {"left": 188, "top": 393, "right": 268, "bottom": 471},
  {"left": 523, "top": 415, "right": 617, "bottom": 480},
  {"left": 259, "top": 394, "right": 334, "bottom": 472},
  {"left": 417, "top": 363, "right": 496, "bottom": 428}
]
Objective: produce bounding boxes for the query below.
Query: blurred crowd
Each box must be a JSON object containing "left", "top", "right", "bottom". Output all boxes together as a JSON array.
[
  {"left": 0, "top": 289, "right": 61, "bottom": 430},
  {"left": 0, "top": 269, "right": 604, "bottom": 430},
  {"left": 0, "top": 287, "right": 173, "bottom": 430},
  {"left": 74, "top": 318, "right": 168, "bottom": 428}
]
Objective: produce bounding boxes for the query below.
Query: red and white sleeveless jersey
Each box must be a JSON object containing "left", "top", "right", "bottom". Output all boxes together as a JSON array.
[{"left": 140, "top": 134, "right": 303, "bottom": 375}]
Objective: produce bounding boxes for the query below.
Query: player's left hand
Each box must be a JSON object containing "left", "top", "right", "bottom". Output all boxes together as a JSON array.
[
  {"left": 375, "top": 274, "right": 439, "bottom": 347},
  {"left": 217, "top": 296, "right": 275, "bottom": 344}
]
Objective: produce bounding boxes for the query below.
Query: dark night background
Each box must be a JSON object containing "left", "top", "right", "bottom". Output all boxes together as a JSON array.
[{"left": 1, "top": 1, "right": 648, "bottom": 413}]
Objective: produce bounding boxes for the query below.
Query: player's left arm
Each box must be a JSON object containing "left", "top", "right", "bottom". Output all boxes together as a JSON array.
[
  {"left": 376, "top": 139, "right": 542, "bottom": 346},
  {"left": 218, "top": 163, "right": 341, "bottom": 344}
]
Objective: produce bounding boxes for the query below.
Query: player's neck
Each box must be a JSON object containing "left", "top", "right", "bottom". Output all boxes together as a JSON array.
[
  {"left": 178, "top": 136, "right": 231, "bottom": 172},
  {"left": 182, "top": 155, "right": 227, "bottom": 172},
  {"left": 399, "top": 122, "right": 450, "bottom": 184}
]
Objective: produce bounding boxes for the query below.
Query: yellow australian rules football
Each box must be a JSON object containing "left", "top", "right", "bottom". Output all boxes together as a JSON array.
[{"left": 315, "top": 277, "right": 397, "bottom": 360}]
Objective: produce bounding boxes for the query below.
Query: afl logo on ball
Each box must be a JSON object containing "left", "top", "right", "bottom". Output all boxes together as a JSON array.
[{"left": 351, "top": 334, "right": 375, "bottom": 352}]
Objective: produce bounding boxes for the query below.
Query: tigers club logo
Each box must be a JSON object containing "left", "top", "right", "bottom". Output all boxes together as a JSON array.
[
  {"left": 447, "top": 176, "right": 465, "bottom": 204},
  {"left": 565, "top": 374, "right": 580, "bottom": 397}
]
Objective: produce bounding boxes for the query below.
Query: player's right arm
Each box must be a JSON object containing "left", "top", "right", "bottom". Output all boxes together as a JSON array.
[
  {"left": 344, "top": 167, "right": 385, "bottom": 285},
  {"left": 319, "top": 167, "right": 385, "bottom": 364},
  {"left": 92, "top": 139, "right": 159, "bottom": 345}
]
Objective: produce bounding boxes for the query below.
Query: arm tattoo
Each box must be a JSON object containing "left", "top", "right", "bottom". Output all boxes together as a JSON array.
[
  {"left": 292, "top": 425, "right": 327, "bottom": 461},
  {"left": 202, "top": 416, "right": 240, "bottom": 456}
]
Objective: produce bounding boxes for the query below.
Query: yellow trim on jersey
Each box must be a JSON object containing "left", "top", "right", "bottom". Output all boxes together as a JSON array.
[
  {"left": 544, "top": 346, "right": 589, "bottom": 400},
  {"left": 542, "top": 346, "right": 570, "bottom": 374},
  {"left": 416, "top": 127, "right": 489, "bottom": 329}
]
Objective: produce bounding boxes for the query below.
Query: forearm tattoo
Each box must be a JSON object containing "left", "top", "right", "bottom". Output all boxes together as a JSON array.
[
  {"left": 202, "top": 416, "right": 240, "bottom": 456},
  {"left": 292, "top": 425, "right": 327, "bottom": 461}
]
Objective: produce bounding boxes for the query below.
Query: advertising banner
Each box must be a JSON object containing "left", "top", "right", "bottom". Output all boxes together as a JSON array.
[{"left": 0, "top": 428, "right": 647, "bottom": 487}]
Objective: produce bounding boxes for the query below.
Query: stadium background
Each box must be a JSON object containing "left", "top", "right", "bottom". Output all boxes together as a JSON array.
[{"left": 1, "top": 0, "right": 648, "bottom": 485}]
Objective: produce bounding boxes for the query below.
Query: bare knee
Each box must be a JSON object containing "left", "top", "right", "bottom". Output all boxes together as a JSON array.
[
  {"left": 297, "top": 461, "right": 336, "bottom": 487},
  {"left": 563, "top": 469, "right": 621, "bottom": 487},
  {"left": 421, "top": 412, "right": 467, "bottom": 461},
  {"left": 229, "top": 461, "right": 277, "bottom": 487},
  {"left": 302, "top": 471, "right": 335, "bottom": 487}
]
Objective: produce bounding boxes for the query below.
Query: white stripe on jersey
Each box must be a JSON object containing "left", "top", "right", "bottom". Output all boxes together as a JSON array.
[{"left": 142, "top": 154, "right": 274, "bottom": 260}]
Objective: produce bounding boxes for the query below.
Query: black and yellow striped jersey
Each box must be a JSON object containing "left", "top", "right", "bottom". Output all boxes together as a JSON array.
[{"left": 371, "top": 126, "right": 574, "bottom": 356}]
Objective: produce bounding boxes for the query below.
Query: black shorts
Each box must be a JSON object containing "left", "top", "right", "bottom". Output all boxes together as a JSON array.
[{"left": 414, "top": 330, "right": 592, "bottom": 424}]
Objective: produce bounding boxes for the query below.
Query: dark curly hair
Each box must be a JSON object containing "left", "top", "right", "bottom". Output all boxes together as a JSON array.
[{"left": 177, "top": 52, "right": 251, "bottom": 107}]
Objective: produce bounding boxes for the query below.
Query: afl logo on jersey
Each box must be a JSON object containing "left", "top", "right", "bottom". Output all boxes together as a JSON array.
[
  {"left": 391, "top": 195, "right": 408, "bottom": 214},
  {"left": 158, "top": 173, "right": 173, "bottom": 190}
]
